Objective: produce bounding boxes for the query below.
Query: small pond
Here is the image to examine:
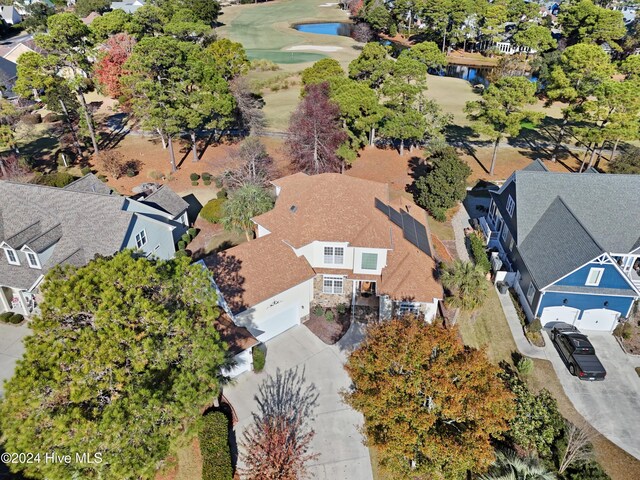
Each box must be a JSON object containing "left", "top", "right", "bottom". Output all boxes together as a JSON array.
[{"left": 293, "top": 22, "right": 353, "bottom": 37}]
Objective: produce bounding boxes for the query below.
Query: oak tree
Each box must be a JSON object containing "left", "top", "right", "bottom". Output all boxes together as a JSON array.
[{"left": 345, "top": 318, "right": 515, "bottom": 479}]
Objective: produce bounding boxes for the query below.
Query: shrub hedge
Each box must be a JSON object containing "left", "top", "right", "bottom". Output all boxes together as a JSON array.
[
  {"left": 469, "top": 232, "right": 491, "bottom": 273},
  {"left": 32, "top": 172, "right": 77, "bottom": 188},
  {"left": 0, "top": 312, "right": 24, "bottom": 324},
  {"left": 199, "top": 412, "right": 233, "bottom": 480},
  {"left": 216, "top": 188, "right": 227, "bottom": 199},
  {"left": 200, "top": 198, "right": 226, "bottom": 224},
  {"left": 252, "top": 347, "right": 266, "bottom": 372}
]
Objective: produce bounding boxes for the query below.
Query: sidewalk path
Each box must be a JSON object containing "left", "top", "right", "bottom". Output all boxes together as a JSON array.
[{"left": 450, "top": 207, "right": 470, "bottom": 261}]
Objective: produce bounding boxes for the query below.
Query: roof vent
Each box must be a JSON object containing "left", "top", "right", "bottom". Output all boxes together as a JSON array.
[{"left": 290, "top": 205, "right": 297, "bottom": 213}]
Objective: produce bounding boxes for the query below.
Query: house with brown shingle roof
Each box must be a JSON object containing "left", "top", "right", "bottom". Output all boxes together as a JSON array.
[{"left": 207, "top": 173, "right": 443, "bottom": 346}]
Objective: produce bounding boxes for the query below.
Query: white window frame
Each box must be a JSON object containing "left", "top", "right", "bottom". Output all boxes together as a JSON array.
[
  {"left": 501, "top": 225, "right": 509, "bottom": 241},
  {"left": 135, "top": 229, "right": 147, "bottom": 249},
  {"left": 398, "top": 302, "right": 420, "bottom": 316},
  {"left": 4, "top": 248, "right": 19, "bottom": 266},
  {"left": 527, "top": 282, "right": 535, "bottom": 303},
  {"left": 322, "top": 276, "right": 344, "bottom": 294},
  {"left": 26, "top": 251, "right": 40, "bottom": 269},
  {"left": 361, "top": 252, "right": 378, "bottom": 270},
  {"left": 506, "top": 195, "right": 515, "bottom": 217},
  {"left": 585, "top": 267, "right": 604, "bottom": 287},
  {"left": 508, "top": 237, "right": 515, "bottom": 251},
  {"left": 323, "top": 246, "right": 344, "bottom": 265}
]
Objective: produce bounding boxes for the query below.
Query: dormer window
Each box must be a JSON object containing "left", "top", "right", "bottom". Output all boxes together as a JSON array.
[
  {"left": 506, "top": 195, "right": 515, "bottom": 217},
  {"left": 4, "top": 247, "right": 19, "bottom": 265},
  {"left": 26, "top": 251, "right": 40, "bottom": 269}
]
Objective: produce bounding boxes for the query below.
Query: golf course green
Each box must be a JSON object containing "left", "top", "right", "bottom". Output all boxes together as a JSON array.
[{"left": 218, "top": 0, "right": 359, "bottom": 65}]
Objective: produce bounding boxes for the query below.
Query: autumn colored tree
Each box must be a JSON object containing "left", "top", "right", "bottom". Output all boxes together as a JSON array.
[
  {"left": 94, "top": 33, "right": 137, "bottom": 99},
  {"left": 344, "top": 318, "right": 515, "bottom": 479},
  {"left": 96, "top": 149, "right": 127, "bottom": 178},
  {"left": 285, "top": 82, "right": 347, "bottom": 174},
  {"left": 241, "top": 368, "right": 319, "bottom": 480}
]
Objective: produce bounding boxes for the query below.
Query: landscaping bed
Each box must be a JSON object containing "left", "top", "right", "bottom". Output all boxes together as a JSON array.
[
  {"left": 304, "top": 304, "right": 351, "bottom": 345},
  {"left": 614, "top": 318, "right": 640, "bottom": 355}
]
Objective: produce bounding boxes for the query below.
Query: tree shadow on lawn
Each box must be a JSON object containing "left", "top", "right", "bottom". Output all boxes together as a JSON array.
[
  {"left": 98, "top": 112, "right": 130, "bottom": 150},
  {"left": 445, "top": 124, "right": 491, "bottom": 174}
]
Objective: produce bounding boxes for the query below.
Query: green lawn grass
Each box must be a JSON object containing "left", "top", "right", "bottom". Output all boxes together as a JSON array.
[{"left": 457, "top": 286, "right": 517, "bottom": 364}]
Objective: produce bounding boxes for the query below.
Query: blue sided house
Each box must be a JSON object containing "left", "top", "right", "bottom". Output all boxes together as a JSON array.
[{"left": 479, "top": 160, "right": 640, "bottom": 332}]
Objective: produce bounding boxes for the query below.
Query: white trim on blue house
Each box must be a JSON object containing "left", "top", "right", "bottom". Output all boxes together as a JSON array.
[{"left": 542, "top": 253, "right": 639, "bottom": 293}]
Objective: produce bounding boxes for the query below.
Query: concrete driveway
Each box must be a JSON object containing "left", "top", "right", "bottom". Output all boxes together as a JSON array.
[
  {"left": 543, "top": 330, "right": 640, "bottom": 459},
  {"left": 223, "top": 324, "right": 373, "bottom": 480},
  {"left": 0, "top": 322, "right": 30, "bottom": 397}
]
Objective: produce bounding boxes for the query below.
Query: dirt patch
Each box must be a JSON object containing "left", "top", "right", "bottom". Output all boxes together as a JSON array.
[
  {"left": 304, "top": 306, "right": 351, "bottom": 344},
  {"left": 90, "top": 134, "right": 292, "bottom": 197}
]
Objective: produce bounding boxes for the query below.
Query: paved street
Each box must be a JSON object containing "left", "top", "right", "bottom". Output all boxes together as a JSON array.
[
  {"left": 498, "top": 288, "right": 640, "bottom": 459},
  {"left": 0, "top": 322, "right": 30, "bottom": 397},
  {"left": 223, "top": 324, "right": 373, "bottom": 480}
]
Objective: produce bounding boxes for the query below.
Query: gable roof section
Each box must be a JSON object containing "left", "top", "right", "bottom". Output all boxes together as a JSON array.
[
  {"left": 521, "top": 159, "right": 549, "bottom": 172},
  {"left": 140, "top": 185, "right": 189, "bottom": 217},
  {"left": 64, "top": 173, "right": 113, "bottom": 195},
  {"left": 519, "top": 197, "right": 604, "bottom": 288},
  {"left": 0, "top": 180, "right": 134, "bottom": 289},
  {"left": 205, "top": 234, "right": 315, "bottom": 315},
  {"left": 513, "top": 171, "right": 640, "bottom": 252},
  {"left": 256, "top": 173, "right": 392, "bottom": 249}
]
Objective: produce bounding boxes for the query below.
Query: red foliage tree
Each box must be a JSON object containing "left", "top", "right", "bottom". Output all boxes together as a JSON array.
[
  {"left": 94, "top": 33, "right": 136, "bottom": 99},
  {"left": 240, "top": 368, "right": 319, "bottom": 480},
  {"left": 285, "top": 82, "right": 347, "bottom": 174}
]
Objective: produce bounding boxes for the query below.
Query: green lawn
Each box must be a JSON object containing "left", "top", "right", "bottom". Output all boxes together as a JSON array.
[
  {"left": 457, "top": 286, "right": 517, "bottom": 364},
  {"left": 218, "top": 0, "right": 362, "bottom": 130}
]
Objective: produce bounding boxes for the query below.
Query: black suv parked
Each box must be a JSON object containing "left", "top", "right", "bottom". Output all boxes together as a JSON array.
[{"left": 550, "top": 323, "right": 606, "bottom": 381}]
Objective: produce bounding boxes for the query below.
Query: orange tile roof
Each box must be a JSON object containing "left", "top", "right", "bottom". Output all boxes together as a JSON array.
[{"left": 205, "top": 234, "right": 315, "bottom": 314}]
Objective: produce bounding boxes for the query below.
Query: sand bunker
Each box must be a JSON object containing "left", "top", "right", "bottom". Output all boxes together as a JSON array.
[
  {"left": 319, "top": 2, "right": 339, "bottom": 6},
  {"left": 285, "top": 45, "right": 343, "bottom": 52}
]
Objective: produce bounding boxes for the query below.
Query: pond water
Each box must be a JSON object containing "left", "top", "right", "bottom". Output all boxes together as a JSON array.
[{"left": 293, "top": 22, "right": 353, "bottom": 37}]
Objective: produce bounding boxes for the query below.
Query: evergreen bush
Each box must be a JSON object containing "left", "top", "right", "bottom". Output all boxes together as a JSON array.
[{"left": 199, "top": 412, "right": 233, "bottom": 480}]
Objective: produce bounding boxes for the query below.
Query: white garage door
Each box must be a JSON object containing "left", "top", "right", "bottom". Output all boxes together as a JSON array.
[
  {"left": 540, "top": 306, "right": 580, "bottom": 327},
  {"left": 253, "top": 306, "right": 299, "bottom": 343},
  {"left": 578, "top": 309, "right": 619, "bottom": 332}
]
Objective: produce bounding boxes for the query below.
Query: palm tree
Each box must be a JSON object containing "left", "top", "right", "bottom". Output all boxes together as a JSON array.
[
  {"left": 221, "top": 184, "right": 274, "bottom": 241},
  {"left": 440, "top": 260, "right": 488, "bottom": 310},
  {"left": 480, "top": 450, "right": 556, "bottom": 480}
]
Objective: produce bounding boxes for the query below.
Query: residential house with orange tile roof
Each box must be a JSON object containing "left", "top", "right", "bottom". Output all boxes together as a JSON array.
[{"left": 206, "top": 173, "right": 443, "bottom": 348}]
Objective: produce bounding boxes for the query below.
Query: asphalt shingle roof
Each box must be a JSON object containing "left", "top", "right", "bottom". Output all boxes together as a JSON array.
[
  {"left": 513, "top": 171, "right": 640, "bottom": 252},
  {"left": 0, "top": 180, "right": 134, "bottom": 290},
  {"left": 518, "top": 197, "right": 604, "bottom": 288},
  {"left": 64, "top": 173, "right": 113, "bottom": 195},
  {"left": 140, "top": 185, "right": 189, "bottom": 218}
]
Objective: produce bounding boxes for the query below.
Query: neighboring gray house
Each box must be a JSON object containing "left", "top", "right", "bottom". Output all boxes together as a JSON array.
[
  {"left": 110, "top": 0, "right": 145, "bottom": 13},
  {"left": 0, "top": 174, "right": 189, "bottom": 317},
  {"left": 0, "top": 6, "right": 22, "bottom": 25}
]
